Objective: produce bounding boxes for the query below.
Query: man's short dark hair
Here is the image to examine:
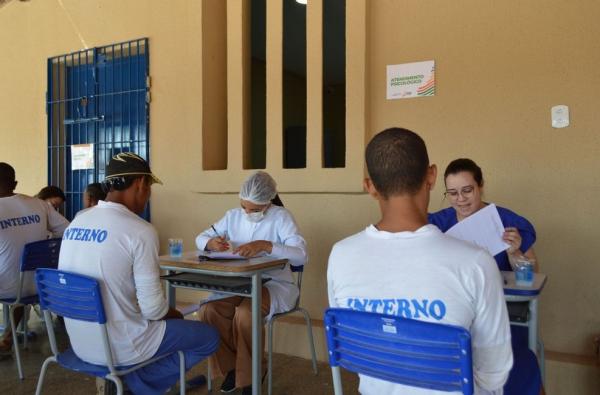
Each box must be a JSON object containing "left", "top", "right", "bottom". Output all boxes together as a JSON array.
[
  {"left": 35, "top": 185, "right": 66, "bottom": 201},
  {"left": 101, "top": 174, "right": 148, "bottom": 194},
  {"left": 85, "top": 182, "right": 107, "bottom": 202},
  {"left": 0, "top": 162, "right": 16, "bottom": 190},
  {"left": 365, "top": 127, "right": 430, "bottom": 198}
]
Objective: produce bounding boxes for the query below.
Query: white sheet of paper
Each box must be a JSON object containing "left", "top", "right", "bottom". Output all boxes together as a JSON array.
[{"left": 445, "top": 203, "right": 510, "bottom": 256}]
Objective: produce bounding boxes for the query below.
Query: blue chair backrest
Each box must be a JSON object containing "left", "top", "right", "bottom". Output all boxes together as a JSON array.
[
  {"left": 35, "top": 268, "right": 106, "bottom": 324},
  {"left": 324, "top": 308, "right": 474, "bottom": 395},
  {"left": 20, "top": 238, "right": 62, "bottom": 272}
]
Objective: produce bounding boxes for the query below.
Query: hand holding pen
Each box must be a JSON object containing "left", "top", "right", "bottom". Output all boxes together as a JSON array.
[{"left": 206, "top": 225, "right": 230, "bottom": 251}]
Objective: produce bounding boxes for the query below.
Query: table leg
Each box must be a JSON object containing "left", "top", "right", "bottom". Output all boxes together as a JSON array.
[
  {"left": 528, "top": 298, "right": 538, "bottom": 355},
  {"left": 166, "top": 270, "right": 176, "bottom": 309},
  {"left": 251, "top": 273, "right": 262, "bottom": 395}
]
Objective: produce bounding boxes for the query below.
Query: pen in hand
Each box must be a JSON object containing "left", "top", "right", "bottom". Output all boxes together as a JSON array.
[{"left": 210, "top": 225, "right": 230, "bottom": 251}]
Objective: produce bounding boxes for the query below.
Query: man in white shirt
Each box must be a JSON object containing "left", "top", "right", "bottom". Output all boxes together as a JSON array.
[
  {"left": 0, "top": 162, "right": 69, "bottom": 355},
  {"left": 58, "top": 153, "right": 219, "bottom": 394},
  {"left": 327, "top": 128, "right": 513, "bottom": 395}
]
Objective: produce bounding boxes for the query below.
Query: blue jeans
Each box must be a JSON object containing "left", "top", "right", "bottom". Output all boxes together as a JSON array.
[{"left": 123, "top": 319, "right": 219, "bottom": 395}]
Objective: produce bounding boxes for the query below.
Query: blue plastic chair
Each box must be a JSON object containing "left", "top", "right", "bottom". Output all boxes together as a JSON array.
[
  {"left": 266, "top": 265, "right": 318, "bottom": 395},
  {"left": 324, "top": 308, "right": 474, "bottom": 395},
  {"left": 34, "top": 269, "right": 186, "bottom": 395},
  {"left": 0, "top": 238, "right": 62, "bottom": 379}
]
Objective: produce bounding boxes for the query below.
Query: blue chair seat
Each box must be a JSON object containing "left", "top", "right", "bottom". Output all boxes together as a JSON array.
[
  {"left": 0, "top": 295, "right": 38, "bottom": 306},
  {"left": 56, "top": 348, "right": 135, "bottom": 377},
  {"left": 34, "top": 269, "right": 187, "bottom": 395}
]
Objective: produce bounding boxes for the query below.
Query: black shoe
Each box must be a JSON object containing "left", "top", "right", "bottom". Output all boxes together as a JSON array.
[{"left": 220, "top": 370, "right": 236, "bottom": 393}]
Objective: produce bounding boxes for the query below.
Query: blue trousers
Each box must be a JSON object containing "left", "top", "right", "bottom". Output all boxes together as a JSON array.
[{"left": 123, "top": 319, "right": 220, "bottom": 395}]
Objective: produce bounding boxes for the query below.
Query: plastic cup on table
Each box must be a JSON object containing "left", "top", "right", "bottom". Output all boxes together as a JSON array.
[
  {"left": 513, "top": 256, "right": 534, "bottom": 286},
  {"left": 168, "top": 238, "right": 183, "bottom": 257}
]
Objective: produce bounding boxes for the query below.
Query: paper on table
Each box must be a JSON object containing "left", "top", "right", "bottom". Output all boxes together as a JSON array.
[
  {"left": 445, "top": 203, "right": 510, "bottom": 256},
  {"left": 200, "top": 250, "right": 246, "bottom": 260}
]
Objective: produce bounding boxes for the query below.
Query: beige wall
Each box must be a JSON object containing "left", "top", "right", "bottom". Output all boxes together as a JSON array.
[
  {"left": 1, "top": 0, "right": 599, "bottom": 384},
  {"left": 367, "top": 0, "right": 600, "bottom": 358}
]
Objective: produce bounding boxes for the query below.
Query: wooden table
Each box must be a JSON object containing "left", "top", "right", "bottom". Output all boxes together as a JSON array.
[{"left": 159, "top": 251, "right": 287, "bottom": 395}]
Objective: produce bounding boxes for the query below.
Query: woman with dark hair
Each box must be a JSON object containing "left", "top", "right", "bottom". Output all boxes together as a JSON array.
[
  {"left": 428, "top": 158, "right": 537, "bottom": 271},
  {"left": 35, "top": 185, "right": 66, "bottom": 210}
]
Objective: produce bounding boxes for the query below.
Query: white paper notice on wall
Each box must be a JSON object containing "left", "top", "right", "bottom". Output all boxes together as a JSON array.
[
  {"left": 551, "top": 105, "right": 569, "bottom": 128},
  {"left": 71, "top": 144, "right": 94, "bottom": 170},
  {"left": 387, "top": 60, "right": 435, "bottom": 100}
]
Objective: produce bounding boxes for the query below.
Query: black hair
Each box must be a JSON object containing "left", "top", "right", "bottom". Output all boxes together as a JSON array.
[
  {"left": 444, "top": 158, "right": 484, "bottom": 187},
  {"left": 0, "top": 162, "right": 16, "bottom": 190},
  {"left": 35, "top": 185, "right": 66, "bottom": 201},
  {"left": 85, "top": 182, "right": 107, "bottom": 202},
  {"left": 101, "top": 175, "right": 147, "bottom": 193},
  {"left": 365, "top": 127, "right": 430, "bottom": 198},
  {"left": 271, "top": 194, "right": 284, "bottom": 207}
]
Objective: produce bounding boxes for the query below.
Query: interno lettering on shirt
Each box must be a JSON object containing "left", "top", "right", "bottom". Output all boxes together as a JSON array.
[
  {"left": 63, "top": 227, "right": 108, "bottom": 243},
  {"left": 0, "top": 215, "right": 41, "bottom": 230},
  {"left": 347, "top": 297, "right": 447, "bottom": 320}
]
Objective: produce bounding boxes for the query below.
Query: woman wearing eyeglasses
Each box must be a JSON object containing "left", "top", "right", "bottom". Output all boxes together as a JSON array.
[{"left": 428, "top": 158, "right": 537, "bottom": 271}]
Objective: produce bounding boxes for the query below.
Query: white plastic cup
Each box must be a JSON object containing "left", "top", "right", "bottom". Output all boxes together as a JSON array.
[{"left": 168, "top": 238, "right": 183, "bottom": 257}]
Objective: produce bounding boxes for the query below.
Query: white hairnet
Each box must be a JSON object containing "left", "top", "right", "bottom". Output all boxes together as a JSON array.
[{"left": 239, "top": 171, "right": 277, "bottom": 205}]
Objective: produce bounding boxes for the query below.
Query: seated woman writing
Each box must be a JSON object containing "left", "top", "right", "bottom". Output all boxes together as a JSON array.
[
  {"left": 428, "top": 158, "right": 537, "bottom": 271},
  {"left": 195, "top": 171, "right": 307, "bottom": 395}
]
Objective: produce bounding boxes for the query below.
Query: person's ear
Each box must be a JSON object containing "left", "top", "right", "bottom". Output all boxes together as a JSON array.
[
  {"left": 363, "top": 178, "right": 380, "bottom": 199},
  {"left": 426, "top": 164, "right": 437, "bottom": 191}
]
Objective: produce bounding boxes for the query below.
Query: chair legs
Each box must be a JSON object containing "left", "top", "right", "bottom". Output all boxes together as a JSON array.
[
  {"left": 207, "top": 358, "right": 212, "bottom": 392},
  {"left": 331, "top": 366, "right": 344, "bottom": 395},
  {"left": 298, "top": 307, "right": 318, "bottom": 375},
  {"left": 105, "top": 376, "right": 124, "bottom": 395},
  {"left": 267, "top": 318, "right": 275, "bottom": 395},
  {"left": 267, "top": 308, "right": 318, "bottom": 395},
  {"left": 35, "top": 356, "right": 57, "bottom": 395},
  {"left": 178, "top": 351, "right": 186, "bottom": 395},
  {"left": 9, "top": 305, "right": 24, "bottom": 380}
]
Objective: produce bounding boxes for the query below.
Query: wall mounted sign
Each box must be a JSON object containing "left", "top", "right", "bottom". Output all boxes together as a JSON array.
[
  {"left": 71, "top": 144, "right": 94, "bottom": 170},
  {"left": 386, "top": 60, "right": 435, "bottom": 100}
]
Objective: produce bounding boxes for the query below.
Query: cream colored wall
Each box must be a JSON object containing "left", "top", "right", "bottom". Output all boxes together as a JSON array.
[
  {"left": 368, "top": 0, "right": 600, "bottom": 358},
  {"left": 1, "top": 0, "right": 599, "bottom": 377}
]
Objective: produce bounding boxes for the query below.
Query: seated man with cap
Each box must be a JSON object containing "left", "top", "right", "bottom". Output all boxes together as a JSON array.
[
  {"left": 58, "top": 152, "right": 219, "bottom": 394},
  {"left": 0, "top": 162, "right": 69, "bottom": 355}
]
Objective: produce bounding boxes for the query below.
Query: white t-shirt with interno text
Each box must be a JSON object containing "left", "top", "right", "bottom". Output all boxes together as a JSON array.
[
  {"left": 0, "top": 194, "right": 69, "bottom": 299},
  {"left": 58, "top": 201, "right": 168, "bottom": 366},
  {"left": 327, "top": 224, "right": 513, "bottom": 395}
]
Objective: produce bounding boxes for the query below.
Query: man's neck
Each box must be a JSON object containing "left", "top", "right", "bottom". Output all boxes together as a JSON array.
[
  {"left": 105, "top": 193, "right": 130, "bottom": 210},
  {"left": 375, "top": 194, "right": 428, "bottom": 233}
]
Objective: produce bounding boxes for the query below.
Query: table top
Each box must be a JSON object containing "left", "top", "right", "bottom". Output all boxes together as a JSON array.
[
  {"left": 502, "top": 271, "right": 547, "bottom": 297},
  {"left": 159, "top": 250, "right": 287, "bottom": 275}
]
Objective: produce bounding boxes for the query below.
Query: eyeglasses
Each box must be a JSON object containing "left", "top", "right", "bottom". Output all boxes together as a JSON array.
[{"left": 443, "top": 186, "right": 475, "bottom": 200}]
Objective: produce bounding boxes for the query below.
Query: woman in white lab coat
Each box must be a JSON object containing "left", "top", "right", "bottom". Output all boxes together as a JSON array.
[{"left": 196, "top": 171, "right": 307, "bottom": 395}]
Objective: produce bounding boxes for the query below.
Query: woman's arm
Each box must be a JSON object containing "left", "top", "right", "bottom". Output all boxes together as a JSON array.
[
  {"left": 196, "top": 213, "right": 229, "bottom": 251},
  {"left": 504, "top": 227, "right": 539, "bottom": 271}
]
